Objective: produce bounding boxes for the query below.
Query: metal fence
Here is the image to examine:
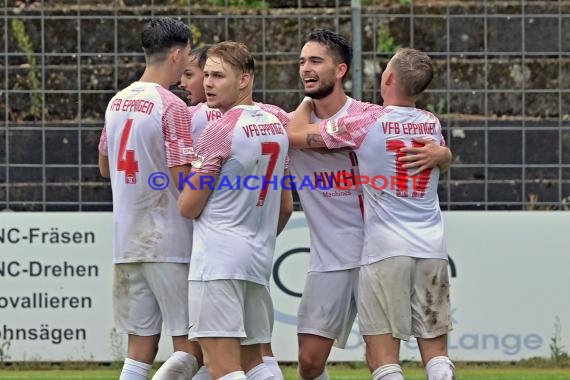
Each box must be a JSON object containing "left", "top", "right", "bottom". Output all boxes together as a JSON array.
[{"left": 1, "top": 0, "right": 569, "bottom": 211}]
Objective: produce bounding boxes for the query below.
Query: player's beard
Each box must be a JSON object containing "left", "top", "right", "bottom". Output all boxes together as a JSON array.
[{"left": 304, "top": 77, "right": 335, "bottom": 100}]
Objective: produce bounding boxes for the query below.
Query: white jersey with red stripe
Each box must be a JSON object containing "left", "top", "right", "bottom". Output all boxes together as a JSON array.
[
  {"left": 99, "top": 81, "right": 194, "bottom": 264},
  {"left": 189, "top": 101, "right": 290, "bottom": 141},
  {"left": 189, "top": 104, "right": 289, "bottom": 286},
  {"left": 289, "top": 97, "right": 371, "bottom": 272},
  {"left": 188, "top": 102, "right": 223, "bottom": 141},
  {"left": 189, "top": 102, "right": 290, "bottom": 171},
  {"left": 320, "top": 105, "right": 448, "bottom": 264}
]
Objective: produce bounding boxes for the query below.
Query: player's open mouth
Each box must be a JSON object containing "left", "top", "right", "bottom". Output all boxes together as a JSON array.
[{"left": 303, "top": 78, "right": 318, "bottom": 88}]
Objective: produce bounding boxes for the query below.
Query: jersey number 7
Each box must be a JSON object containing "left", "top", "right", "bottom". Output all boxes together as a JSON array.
[
  {"left": 257, "top": 141, "right": 281, "bottom": 207},
  {"left": 117, "top": 118, "right": 139, "bottom": 184}
]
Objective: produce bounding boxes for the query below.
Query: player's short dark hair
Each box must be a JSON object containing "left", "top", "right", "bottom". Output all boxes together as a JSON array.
[
  {"left": 208, "top": 41, "right": 254, "bottom": 75},
  {"left": 305, "top": 29, "right": 352, "bottom": 77},
  {"left": 391, "top": 48, "right": 433, "bottom": 98},
  {"left": 189, "top": 45, "right": 212, "bottom": 70},
  {"left": 141, "top": 17, "right": 191, "bottom": 59}
]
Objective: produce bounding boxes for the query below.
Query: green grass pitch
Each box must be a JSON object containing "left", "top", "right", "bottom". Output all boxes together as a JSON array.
[{"left": 0, "top": 365, "right": 569, "bottom": 379}]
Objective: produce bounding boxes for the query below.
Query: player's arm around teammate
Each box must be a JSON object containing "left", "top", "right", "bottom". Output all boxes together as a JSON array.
[
  {"left": 288, "top": 99, "right": 452, "bottom": 171},
  {"left": 291, "top": 48, "right": 456, "bottom": 380},
  {"left": 291, "top": 30, "right": 378, "bottom": 380}
]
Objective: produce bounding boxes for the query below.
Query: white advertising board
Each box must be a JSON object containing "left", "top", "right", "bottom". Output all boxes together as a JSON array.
[
  {"left": 1, "top": 211, "right": 569, "bottom": 362},
  {"left": 0, "top": 213, "right": 115, "bottom": 361}
]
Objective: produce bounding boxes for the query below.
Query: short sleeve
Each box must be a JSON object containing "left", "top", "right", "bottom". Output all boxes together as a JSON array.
[
  {"left": 191, "top": 109, "right": 241, "bottom": 174},
  {"left": 258, "top": 103, "right": 291, "bottom": 127},
  {"left": 160, "top": 95, "right": 194, "bottom": 168},
  {"left": 319, "top": 112, "right": 378, "bottom": 150}
]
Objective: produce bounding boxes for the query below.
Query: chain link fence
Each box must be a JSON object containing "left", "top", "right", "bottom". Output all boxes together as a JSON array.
[{"left": 1, "top": 0, "right": 569, "bottom": 211}]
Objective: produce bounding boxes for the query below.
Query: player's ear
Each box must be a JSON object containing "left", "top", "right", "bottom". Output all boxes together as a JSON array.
[
  {"left": 171, "top": 47, "right": 183, "bottom": 64},
  {"left": 239, "top": 72, "right": 252, "bottom": 90},
  {"left": 384, "top": 71, "right": 395, "bottom": 86},
  {"left": 336, "top": 62, "right": 348, "bottom": 80}
]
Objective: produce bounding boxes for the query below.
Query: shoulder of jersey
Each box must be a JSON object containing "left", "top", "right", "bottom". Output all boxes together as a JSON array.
[
  {"left": 155, "top": 86, "right": 186, "bottom": 105},
  {"left": 348, "top": 99, "right": 381, "bottom": 114},
  {"left": 258, "top": 108, "right": 282, "bottom": 123},
  {"left": 418, "top": 108, "right": 439, "bottom": 121}
]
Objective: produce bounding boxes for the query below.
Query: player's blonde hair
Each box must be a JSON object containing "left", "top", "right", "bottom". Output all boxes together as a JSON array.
[
  {"left": 207, "top": 41, "right": 255, "bottom": 75},
  {"left": 390, "top": 48, "right": 433, "bottom": 98}
]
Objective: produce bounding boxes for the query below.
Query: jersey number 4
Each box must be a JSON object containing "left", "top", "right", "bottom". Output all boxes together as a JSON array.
[
  {"left": 386, "top": 139, "right": 432, "bottom": 198},
  {"left": 117, "top": 119, "right": 139, "bottom": 184},
  {"left": 257, "top": 141, "right": 280, "bottom": 207}
]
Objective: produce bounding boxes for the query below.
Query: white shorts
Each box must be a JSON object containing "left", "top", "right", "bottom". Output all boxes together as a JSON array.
[
  {"left": 188, "top": 279, "right": 273, "bottom": 345},
  {"left": 113, "top": 262, "right": 189, "bottom": 336},
  {"left": 358, "top": 257, "right": 452, "bottom": 340},
  {"left": 297, "top": 268, "right": 359, "bottom": 348}
]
